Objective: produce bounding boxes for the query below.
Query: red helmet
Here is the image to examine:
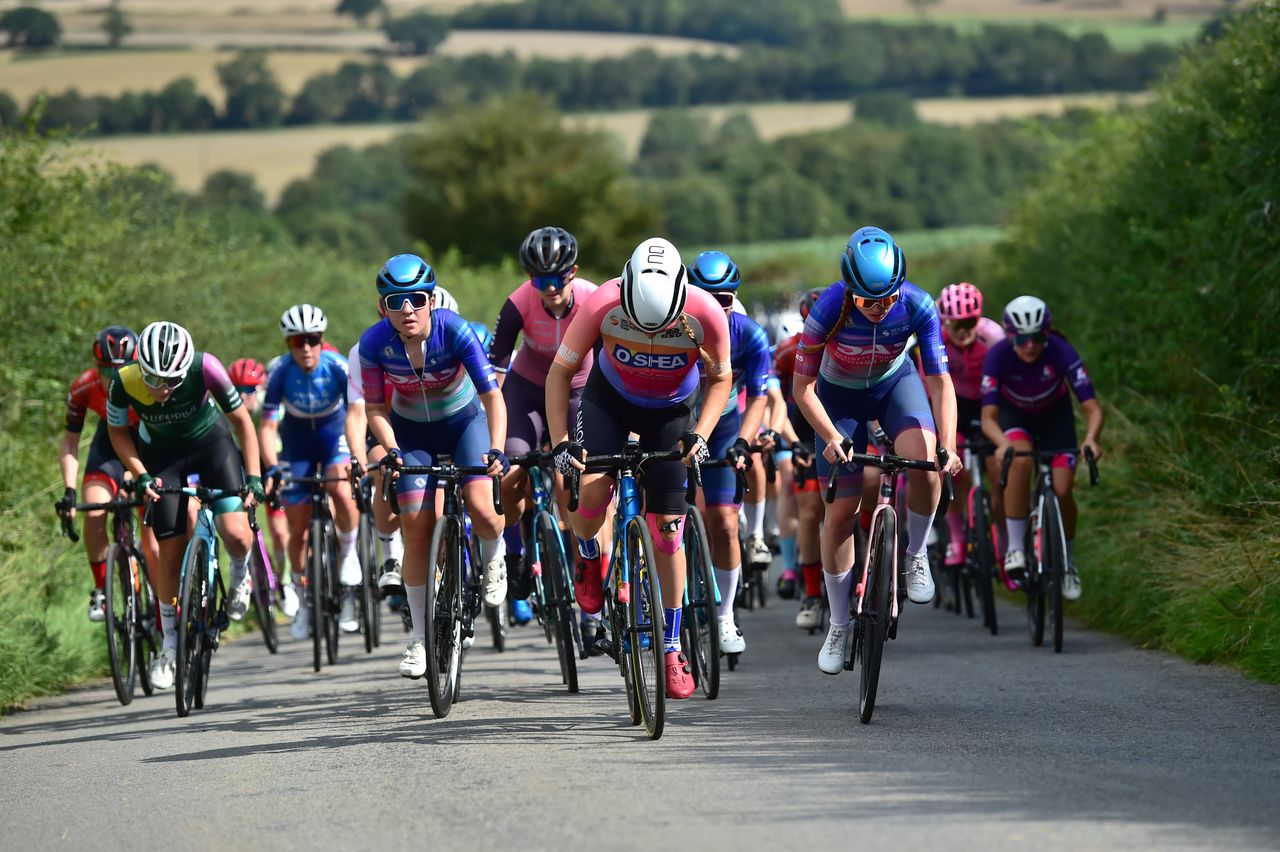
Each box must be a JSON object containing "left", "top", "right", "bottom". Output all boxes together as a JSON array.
[
  {"left": 799, "top": 286, "right": 825, "bottom": 320},
  {"left": 937, "top": 282, "right": 983, "bottom": 321},
  {"left": 93, "top": 325, "right": 137, "bottom": 368},
  {"left": 229, "top": 357, "right": 267, "bottom": 388}
]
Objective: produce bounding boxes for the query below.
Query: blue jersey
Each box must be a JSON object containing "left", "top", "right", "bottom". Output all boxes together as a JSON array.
[
  {"left": 695, "top": 311, "right": 771, "bottom": 417},
  {"left": 262, "top": 350, "right": 349, "bottom": 429},
  {"left": 359, "top": 310, "right": 498, "bottom": 423},
  {"left": 796, "top": 281, "right": 947, "bottom": 390}
]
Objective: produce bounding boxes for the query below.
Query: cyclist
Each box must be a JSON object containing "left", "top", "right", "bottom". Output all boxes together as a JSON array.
[
  {"left": 488, "top": 227, "right": 600, "bottom": 630},
  {"left": 687, "top": 250, "right": 769, "bottom": 655},
  {"left": 259, "top": 305, "right": 363, "bottom": 639},
  {"left": 229, "top": 356, "right": 298, "bottom": 618},
  {"left": 57, "top": 326, "right": 159, "bottom": 621},
  {"left": 936, "top": 283, "right": 1007, "bottom": 569},
  {"left": 360, "top": 254, "right": 509, "bottom": 679},
  {"left": 106, "top": 322, "right": 263, "bottom": 691},
  {"left": 774, "top": 288, "right": 827, "bottom": 628},
  {"left": 793, "top": 227, "right": 962, "bottom": 675},
  {"left": 980, "top": 295, "right": 1103, "bottom": 600},
  {"left": 547, "top": 236, "right": 732, "bottom": 700}
]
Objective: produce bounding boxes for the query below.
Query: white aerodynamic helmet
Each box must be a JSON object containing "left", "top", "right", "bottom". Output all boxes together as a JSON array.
[
  {"left": 280, "top": 303, "right": 327, "bottom": 336},
  {"left": 620, "top": 236, "right": 687, "bottom": 333},
  {"left": 1002, "top": 295, "right": 1051, "bottom": 336},
  {"left": 137, "top": 321, "right": 194, "bottom": 379},
  {"left": 433, "top": 285, "right": 458, "bottom": 313}
]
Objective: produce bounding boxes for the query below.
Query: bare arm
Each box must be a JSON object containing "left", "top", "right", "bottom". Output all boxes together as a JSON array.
[
  {"left": 738, "top": 395, "right": 766, "bottom": 444},
  {"left": 345, "top": 402, "right": 368, "bottom": 469},
  {"left": 227, "top": 405, "right": 261, "bottom": 479},
  {"left": 924, "top": 372, "right": 962, "bottom": 474},
  {"left": 693, "top": 369, "right": 732, "bottom": 442},
  {"left": 546, "top": 361, "right": 574, "bottom": 448},
  {"left": 479, "top": 388, "right": 507, "bottom": 468},
  {"left": 259, "top": 416, "right": 281, "bottom": 470},
  {"left": 109, "top": 423, "right": 147, "bottom": 481},
  {"left": 793, "top": 371, "right": 846, "bottom": 462},
  {"left": 1080, "top": 398, "right": 1104, "bottom": 459},
  {"left": 59, "top": 430, "right": 81, "bottom": 490},
  {"left": 367, "top": 402, "right": 397, "bottom": 455}
]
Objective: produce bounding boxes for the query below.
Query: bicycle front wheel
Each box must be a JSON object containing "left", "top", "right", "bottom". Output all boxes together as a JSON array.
[
  {"left": 249, "top": 531, "right": 278, "bottom": 654},
  {"left": 425, "top": 516, "right": 462, "bottom": 718},
  {"left": 625, "top": 516, "right": 665, "bottom": 740},
  {"left": 322, "top": 520, "right": 340, "bottom": 665},
  {"left": 357, "top": 509, "right": 377, "bottom": 653},
  {"left": 175, "top": 536, "right": 210, "bottom": 718},
  {"left": 307, "top": 518, "right": 325, "bottom": 672},
  {"left": 537, "top": 511, "right": 578, "bottom": 693},
  {"left": 682, "top": 506, "right": 719, "bottom": 700},
  {"left": 858, "top": 510, "right": 895, "bottom": 725},
  {"left": 104, "top": 541, "right": 138, "bottom": 706},
  {"left": 972, "top": 489, "right": 998, "bottom": 636},
  {"left": 1026, "top": 512, "right": 1046, "bottom": 647},
  {"left": 1043, "top": 495, "right": 1067, "bottom": 653},
  {"left": 135, "top": 551, "right": 158, "bottom": 696}
]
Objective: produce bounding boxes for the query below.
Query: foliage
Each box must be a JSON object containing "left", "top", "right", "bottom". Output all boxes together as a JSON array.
[
  {"left": 198, "top": 170, "right": 265, "bottom": 212},
  {"left": 217, "top": 50, "right": 286, "bottom": 129},
  {"left": 0, "top": 5, "right": 60, "bottom": 48},
  {"left": 384, "top": 11, "right": 451, "bottom": 56},
  {"left": 335, "top": 0, "right": 384, "bottom": 27},
  {"left": 101, "top": 0, "right": 133, "bottom": 49},
  {"left": 854, "top": 91, "right": 920, "bottom": 127}
]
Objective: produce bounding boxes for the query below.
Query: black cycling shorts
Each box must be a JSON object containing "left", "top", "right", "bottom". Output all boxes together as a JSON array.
[
  {"left": 83, "top": 421, "right": 127, "bottom": 492},
  {"left": 576, "top": 368, "right": 692, "bottom": 517},
  {"left": 996, "top": 395, "right": 1077, "bottom": 455},
  {"left": 140, "top": 419, "right": 245, "bottom": 540}
]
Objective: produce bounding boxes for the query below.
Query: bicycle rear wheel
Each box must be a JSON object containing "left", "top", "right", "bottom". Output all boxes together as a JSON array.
[
  {"left": 104, "top": 541, "right": 138, "bottom": 706},
  {"left": 425, "top": 517, "right": 462, "bottom": 718},
  {"left": 972, "top": 489, "right": 998, "bottom": 636},
  {"left": 249, "top": 531, "right": 278, "bottom": 654},
  {"left": 858, "top": 511, "right": 895, "bottom": 724},
  {"left": 1044, "top": 496, "right": 1067, "bottom": 653},
  {"left": 537, "top": 511, "right": 578, "bottom": 693},
  {"left": 307, "top": 518, "right": 325, "bottom": 672},
  {"left": 174, "top": 537, "right": 210, "bottom": 718},
  {"left": 625, "top": 516, "right": 665, "bottom": 740},
  {"left": 681, "top": 506, "right": 719, "bottom": 700}
]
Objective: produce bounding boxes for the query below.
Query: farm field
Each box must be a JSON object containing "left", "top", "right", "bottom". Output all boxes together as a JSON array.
[
  {"left": 71, "top": 92, "right": 1151, "bottom": 203},
  {"left": 841, "top": 0, "right": 1221, "bottom": 21}
]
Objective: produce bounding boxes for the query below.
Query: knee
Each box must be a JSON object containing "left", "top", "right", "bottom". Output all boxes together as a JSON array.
[{"left": 646, "top": 513, "right": 683, "bottom": 556}]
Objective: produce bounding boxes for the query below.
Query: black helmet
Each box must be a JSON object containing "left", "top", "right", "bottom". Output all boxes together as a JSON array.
[
  {"left": 93, "top": 325, "right": 138, "bottom": 368},
  {"left": 519, "top": 226, "right": 579, "bottom": 277}
]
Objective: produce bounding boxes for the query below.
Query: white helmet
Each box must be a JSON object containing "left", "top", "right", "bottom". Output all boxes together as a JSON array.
[
  {"left": 280, "top": 303, "right": 327, "bottom": 336},
  {"left": 731, "top": 295, "right": 747, "bottom": 315},
  {"left": 1002, "top": 295, "right": 1051, "bottom": 335},
  {"left": 775, "top": 312, "right": 804, "bottom": 341},
  {"left": 137, "top": 321, "right": 194, "bottom": 378},
  {"left": 620, "top": 236, "right": 686, "bottom": 333},
  {"left": 433, "top": 285, "right": 458, "bottom": 313}
]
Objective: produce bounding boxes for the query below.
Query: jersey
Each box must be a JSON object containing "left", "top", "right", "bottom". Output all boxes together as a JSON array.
[
  {"left": 262, "top": 349, "right": 348, "bottom": 426},
  {"left": 980, "top": 333, "right": 1096, "bottom": 414},
  {"left": 106, "top": 352, "right": 243, "bottom": 448},
  {"left": 358, "top": 310, "right": 498, "bottom": 423},
  {"left": 66, "top": 368, "right": 138, "bottom": 432},
  {"left": 698, "top": 311, "right": 770, "bottom": 417},
  {"left": 490, "top": 279, "right": 599, "bottom": 390},
  {"left": 554, "top": 279, "right": 731, "bottom": 409},
  {"left": 773, "top": 333, "right": 800, "bottom": 405},
  {"left": 943, "top": 317, "right": 1004, "bottom": 401},
  {"left": 795, "top": 282, "right": 947, "bottom": 390}
]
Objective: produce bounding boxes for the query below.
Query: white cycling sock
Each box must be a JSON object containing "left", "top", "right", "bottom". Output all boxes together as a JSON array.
[
  {"left": 905, "top": 509, "right": 933, "bottom": 556},
  {"left": 1007, "top": 516, "right": 1029, "bottom": 552},
  {"left": 824, "top": 569, "right": 854, "bottom": 627},
  {"left": 406, "top": 582, "right": 427, "bottom": 641},
  {"left": 159, "top": 602, "right": 178, "bottom": 651},
  {"left": 478, "top": 536, "right": 504, "bottom": 563},
  {"left": 714, "top": 565, "right": 740, "bottom": 619},
  {"left": 379, "top": 529, "right": 404, "bottom": 564},
  {"left": 746, "top": 500, "right": 766, "bottom": 538},
  {"left": 228, "top": 552, "right": 250, "bottom": 587}
]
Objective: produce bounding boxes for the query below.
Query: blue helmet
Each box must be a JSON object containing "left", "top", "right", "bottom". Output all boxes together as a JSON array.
[
  {"left": 840, "top": 227, "right": 906, "bottom": 299},
  {"left": 688, "top": 250, "right": 741, "bottom": 293},
  {"left": 377, "top": 254, "right": 436, "bottom": 296},
  {"left": 468, "top": 321, "right": 494, "bottom": 352}
]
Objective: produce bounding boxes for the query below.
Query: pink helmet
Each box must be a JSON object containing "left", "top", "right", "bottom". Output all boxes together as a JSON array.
[{"left": 937, "top": 282, "right": 983, "bottom": 321}]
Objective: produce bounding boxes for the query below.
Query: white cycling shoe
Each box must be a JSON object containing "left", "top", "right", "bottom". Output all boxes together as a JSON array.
[
  {"left": 399, "top": 639, "right": 426, "bottom": 679},
  {"left": 1063, "top": 563, "right": 1083, "bottom": 601},
  {"left": 905, "top": 552, "right": 935, "bottom": 604},
  {"left": 818, "top": 624, "right": 849, "bottom": 675},
  {"left": 718, "top": 616, "right": 746, "bottom": 654},
  {"left": 483, "top": 556, "right": 507, "bottom": 608},
  {"left": 150, "top": 647, "right": 176, "bottom": 691},
  {"left": 291, "top": 606, "right": 311, "bottom": 641},
  {"left": 226, "top": 571, "right": 253, "bottom": 622},
  {"left": 338, "top": 589, "right": 360, "bottom": 633},
  {"left": 339, "top": 551, "right": 363, "bottom": 588},
  {"left": 281, "top": 583, "right": 300, "bottom": 619},
  {"left": 796, "top": 596, "right": 822, "bottom": 630},
  {"left": 745, "top": 534, "right": 772, "bottom": 567}
]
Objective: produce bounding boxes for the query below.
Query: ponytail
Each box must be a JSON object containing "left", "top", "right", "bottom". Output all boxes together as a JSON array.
[{"left": 679, "top": 313, "right": 716, "bottom": 372}]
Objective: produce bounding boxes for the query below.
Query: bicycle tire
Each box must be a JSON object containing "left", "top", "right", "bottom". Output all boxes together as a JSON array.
[
  {"left": 1044, "top": 495, "right": 1066, "bottom": 653},
  {"left": 756, "top": 562, "right": 768, "bottom": 609},
  {"left": 249, "top": 532, "right": 278, "bottom": 654},
  {"left": 135, "top": 552, "right": 158, "bottom": 697},
  {"left": 858, "top": 510, "right": 895, "bottom": 724},
  {"left": 972, "top": 489, "right": 998, "bottom": 636},
  {"left": 104, "top": 542, "right": 137, "bottom": 706},
  {"left": 1026, "top": 507, "right": 1046, "bottom": 647},
  {"left": 306, "top": 517, "right": 324, "bottom": 672},
  {"left": 322, "top": 520, "right": 340, "bottom": 665},
  {"left": 425, "top": 516, "right": 462, "bottom": 719},
  {"left": 604, "top": 536, "right": 641, "bottom": 726},
  {"left": 174, "top": 536, "right": 210, "bottom": 718},
  {"left": 681, "top": 505, "right": 719, "bottom": 700},
  {"left": 625, "top": 516, "right": 665, "bottom": 740},
  {"left": 536, "top": 511, "right": 578, "bottom": 693},
  {"left": 194, "top": 571, "right": 220, "bottom": 710},
  {"left": 357, "top": 510, "right": 376, "bottom": 654}
]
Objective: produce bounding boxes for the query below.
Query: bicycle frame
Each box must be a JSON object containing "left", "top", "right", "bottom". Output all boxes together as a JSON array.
[{"left": 855, "top": 468, "right": 903, "bottom": 625}]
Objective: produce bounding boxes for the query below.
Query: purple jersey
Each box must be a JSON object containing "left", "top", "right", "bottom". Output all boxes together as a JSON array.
[
  {"left": 359, "top": 310, "right": 497, "bottom": 423},
  {"left": 796, "top": 281, "right": 947, "bottom": 389},
  {"left": 980, "top": 333, "right": 1096, "bottom": 413}
]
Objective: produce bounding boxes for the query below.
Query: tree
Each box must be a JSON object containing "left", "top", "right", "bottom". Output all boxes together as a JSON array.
[
  {"left": 907, "top": 0, "right": 942, "bottom": 17},
  {"left": 217, "top": 51, "right": 285, "bottom": 128},
  {"left": 0, "top": 91, "right": 18, "bottom": 129},
  {"left": 854, "top": 91, "right": 919, "bottom": 127},
  {"left": 144, "top": 77, "right": 217, "bottom": 132},
  {"left": 384, "top": 11, "right": 451, "bottom": 56},
  {"left": 101, "top": 0, "right": 132, "bottom": 49},
  {"left": 335, "top": 0, "right": 384, "bottom": 27},
  {"left": 635, "top": 109, "right": 710, "bottom": 178},
  {"left": 0, "top": 6, "right": 62, "bottom": 48},
  {"left": 199, "top": 170, "right": 265, "bottom": 212}
]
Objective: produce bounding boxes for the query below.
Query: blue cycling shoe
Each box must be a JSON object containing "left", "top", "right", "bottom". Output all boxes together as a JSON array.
[{"left": 512, "top": 598, "right": 533, "bottom": 625}]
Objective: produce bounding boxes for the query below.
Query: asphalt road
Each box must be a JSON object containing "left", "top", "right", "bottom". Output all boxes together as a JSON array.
[{"left": 4, "top": 577, "right": 1279, "bottom": 851}]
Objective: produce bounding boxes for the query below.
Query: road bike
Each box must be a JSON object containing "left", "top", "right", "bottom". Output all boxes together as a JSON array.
[
  {"left": 245, "top": 505, "right": 281, "bottom": 654},
  {"left": 279, "top": 472, "right": 348, "bottom": 672},
  {"left": 351, "top": 467, "right": 382, "bottom": 654},
  {"left": 57, "top": 481, "right": 159, "bottom": 706},
  {"left": 826, "top": 437, "right": 939, "bottom": 724},
  {"left": 960, "top": 430, "right": 1001, "bottom": 636},
  {"left": 1000, "top": 446, "right": 1099, "bottom": 653}
]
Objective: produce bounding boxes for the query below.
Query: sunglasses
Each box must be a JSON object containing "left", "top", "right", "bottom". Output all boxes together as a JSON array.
[
  {"left": 141, "top": 370, "right": 184, "bottom": 389},
  {"left": 532, "top": 272, "right": 571, "bottom": 292},
  {"left": 235, "top": 385, "right": 259, "bottom": 396},
  {"left": 712, "top": 292, "right": 737, "bottom": 310},
  {"left": 1014, "top": 331, "right": 1047, "bottom": 346},
  {"left": 854, "top": 293, "right": 899, "bottom": 310},
  {"left": 947, "top": 318, "right": 979, "bottom": 331},
  {"left": 383, "top": 291, "right": 431, "bottom": 312},
  {"left": 289, "top": 334, "right": 324, "bottom": 349}
]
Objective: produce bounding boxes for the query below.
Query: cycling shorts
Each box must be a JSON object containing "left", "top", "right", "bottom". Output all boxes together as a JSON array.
[
  {"left": 997, "top": 395, "right": 1077, "bottom": 469},
  {"left": 787, "top": 401, "right": 815, "bottom": 445},
  {"left": 390, "top": 405, "right": 490, "bottom": 514},
  {"left": 503, "top": 370, "right": 584, "bottom": 458},
  {"left": 703, "top": 408, "right": 742, "bottom": 508},
  {"left": 815, "top": 365, "right": 936, "bottom": 500},
  {"left": 83, "top": 421, "right": 127, "bottom": 494},
  {"left": 956, "top": 396, "right": 983, "bottom": 442},
  {"left": 140, "top": 419, "right": 245, "bottom": 540},
  {"left": 280, "top": 415, "right": 351, "bottom": 507},
  {"left": 577, "top": 367, "right": 692, "bottom": 517}
]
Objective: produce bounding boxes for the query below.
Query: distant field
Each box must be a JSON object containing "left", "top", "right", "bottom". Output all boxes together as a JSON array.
[
  {"left": 841, "top": 0, "right": 1221, "bottom": 21},
  {"left": 71, "top": 93, "right": 1149, "bottom": 203}
]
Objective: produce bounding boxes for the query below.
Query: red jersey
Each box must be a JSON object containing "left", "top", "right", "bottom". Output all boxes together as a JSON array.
[{"left": 66, "top": 368, "right": 138, "bottom": 432}]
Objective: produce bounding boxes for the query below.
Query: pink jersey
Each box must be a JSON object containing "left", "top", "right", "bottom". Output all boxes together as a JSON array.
[
  {"left": 554, "top": 279, "right": 730, "bottom": 409},
  {"left": 943, "top": 317, "right": 1004, "bottom": 400},
  {"left": 490, "top": 279, "right": 598, "bottom": 390}
]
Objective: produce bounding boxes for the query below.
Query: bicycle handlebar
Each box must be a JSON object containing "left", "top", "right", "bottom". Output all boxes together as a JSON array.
[
  {"left": 377, "top": 459, "right": 503, "bottom": 517},
  {"left": 700, "top": 458, "right": 748, "bottom": 505},
  {"left": 566, "top": 448, "right": 690, "bottom": 513},
  {"left": 824, "top": 439, "right": 937, "bottom": 504},
  {"left": 999, "top": 447, "right": 1101, "bottom": 490},
  {"left": 142, "top": 485, "right": 247, "bottom": 527}
]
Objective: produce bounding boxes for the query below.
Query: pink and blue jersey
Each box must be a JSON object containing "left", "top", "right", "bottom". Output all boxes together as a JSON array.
[
  {"left": 490, "top": 279, "right": 598, "bottom": 390},
  {"left": 943, "top": 317, "right": 1004, "bottom": 401},
  {"left": 796, "top": 282, "right": 947, "bottom": 389},
  {"left": 980, "top": 333, "right": 1096, "bottom": 414},
  {"left": 358, "top": 310, "right": 498, "bottom": 423}
]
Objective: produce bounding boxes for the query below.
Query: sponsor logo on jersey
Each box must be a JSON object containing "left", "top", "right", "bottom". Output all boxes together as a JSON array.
[
  {"left": 980, "top": 375, "right": 997, "bottom": 395},
  {"left": 1042, "top": 365, "right": 1056, "bottom": 381},
  {"left": 660, "top": 326, "right": 685, "bottom": 340},
  {"left": 1074, "top": 366, "right": 1089, "bottom": 385},
  {"left": 612, "top": 345, "right": 688, "bottom": 370}
]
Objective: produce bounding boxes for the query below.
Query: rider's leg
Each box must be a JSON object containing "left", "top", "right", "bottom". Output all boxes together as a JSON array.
[
  {"left": 81, "top": 476, "right": 113, "bottom": 593},
  {"left": 705, "top": 503, "right": 741, "bottom": 619}
]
